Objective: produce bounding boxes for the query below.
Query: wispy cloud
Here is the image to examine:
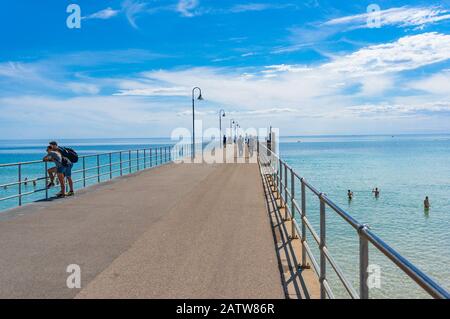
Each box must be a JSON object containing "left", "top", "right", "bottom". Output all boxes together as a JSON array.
[
  {"left": 275, "top": 6, "right": 450, "bottom": 54},
  {"left": 229, "top": 3, "right": 292, "bottom": 13},
  {"left": 321, "top": 32, "right": 450, "bottom": 76},
  {"left": 324, "top": 6, "right": 450, "bottom": 30},
  {"left": 122, "top": 0, "right": 148, "bottom": 28},
  {"left": 114, "top": 86, "right": 188, "bottom": 97},
  {"left": 84, "top": 7, "right": 120, "bottom": 20},
  {"left": 176, "top": 0, "right": 200, "bottom": 17}
]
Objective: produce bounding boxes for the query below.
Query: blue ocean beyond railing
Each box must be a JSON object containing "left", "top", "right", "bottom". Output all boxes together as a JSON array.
[{"left": 0, "top": 143, "right": 192, "bottom": 211}]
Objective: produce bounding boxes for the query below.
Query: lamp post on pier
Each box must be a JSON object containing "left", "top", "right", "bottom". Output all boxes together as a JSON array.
[
  {"left": 192, "top": 87, "right": 203, "bottom": 160},
  {"left": 219, "top": 109, "right": 226, "bottom": 147}
]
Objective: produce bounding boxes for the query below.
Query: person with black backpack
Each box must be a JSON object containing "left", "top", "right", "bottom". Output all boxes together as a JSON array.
[{"left": 47, "top": 141, "right": 78, "bottom": 197}]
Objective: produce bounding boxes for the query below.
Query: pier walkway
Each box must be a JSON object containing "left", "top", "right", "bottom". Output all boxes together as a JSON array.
[{"left": 0, "top": 159, "right": 311, "bottom": 299}]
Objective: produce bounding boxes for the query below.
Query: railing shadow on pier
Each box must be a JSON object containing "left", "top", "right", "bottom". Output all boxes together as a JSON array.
[{"left": 260, "top": 161, "right": 319, "bottom": 299}]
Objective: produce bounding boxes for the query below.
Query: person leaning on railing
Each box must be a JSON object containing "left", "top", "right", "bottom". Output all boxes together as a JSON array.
[{"left": 43, "top": 145, "right": 74, "bottom": 198}]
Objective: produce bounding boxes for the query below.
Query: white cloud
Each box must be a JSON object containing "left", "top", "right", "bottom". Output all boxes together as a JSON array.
[
  {"left": 348, "top": 101, "right": 450, "bottom": 118},
  {"left": 101, "top": 32, "right": 450, "bottom": 131},
  {"left": 321, "top": 33, "right": 450, "bottom": 76},
  {"left": 408, "top": 71, "right": 450, "bottom": 95},
  {"left": 122, "top": 0, "right": 148, "bottom": 28},
  {"left": 324, "top": 6, "right": 450, "bottom": 30},
  {"left": 84, "top": 7, "right": 119, "bottom": 20},
  {"left": 176, "top": 0, "right": 200, "bottom": 17},
  {"left": 229, "top": 3, "right": 295, "bottom": 13},
  {"left": 114, "top": 86, "right": 188, "bottom": 97}
]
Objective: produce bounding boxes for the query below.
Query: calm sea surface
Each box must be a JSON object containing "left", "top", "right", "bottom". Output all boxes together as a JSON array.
[
  {"left": 279, "top": 134, "right": 450, "bottom": 298},
  {"left": 0, "top": 136, "right": 449, "bottom": 298}
]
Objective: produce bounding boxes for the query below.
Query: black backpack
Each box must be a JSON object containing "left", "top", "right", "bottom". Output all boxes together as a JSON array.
[{"left": 58, "top": 147, "right": 79, "bottom": 163}]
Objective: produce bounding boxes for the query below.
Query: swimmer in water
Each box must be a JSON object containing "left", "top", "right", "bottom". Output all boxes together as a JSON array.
[
  {"left": 372, "top": 187, "right": 380, "bottom": 198},
  {"left": 424, "top": 196, "right": 430, "bottom": 210},
  {"left": 347, "top": 190, "right": 353, "bottom": 200}
]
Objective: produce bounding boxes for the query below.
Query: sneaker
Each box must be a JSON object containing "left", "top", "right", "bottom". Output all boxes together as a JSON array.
[
  {"left": 66, "top": 191, "right": 74, "bottom": 197},
  {"left": 56, "top": 192, "right": 66, "bottom": 198}
]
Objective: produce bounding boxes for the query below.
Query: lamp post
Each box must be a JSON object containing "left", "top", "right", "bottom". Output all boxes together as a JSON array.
[
  {"left": 234, "top": 121, "right": 240, "bottom": 143},
  {"left": 219, "top": 109, "right": 226, "bottom": 147},
  {"left": 192, "top": 87, "right": 203, "bottom": 159}
]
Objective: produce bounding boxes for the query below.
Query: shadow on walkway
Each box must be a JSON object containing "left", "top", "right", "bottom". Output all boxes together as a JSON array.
[{"left": 259, "top": 162, "right": 320, "bottom": 299}]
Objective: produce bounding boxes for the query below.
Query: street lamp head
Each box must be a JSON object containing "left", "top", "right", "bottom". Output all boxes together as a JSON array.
[
  {"left": 222, "top": 112, "right": 226, "bottom": 117},
  {"left": 197, "top": 93, "right": 204, "bottom": 101}
]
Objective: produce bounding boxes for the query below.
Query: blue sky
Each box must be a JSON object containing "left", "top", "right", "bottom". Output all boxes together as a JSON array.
[{"left": 1, "top": 0, "right": 450, "bottom": 138}]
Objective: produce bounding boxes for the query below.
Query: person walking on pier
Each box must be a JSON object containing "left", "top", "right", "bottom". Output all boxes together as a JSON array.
[
  {"left": 238, "top": 135, "right": 244, "bottom": 157},
  {"left": 223, "top": 134, "right": 227, "bottom": 148}
]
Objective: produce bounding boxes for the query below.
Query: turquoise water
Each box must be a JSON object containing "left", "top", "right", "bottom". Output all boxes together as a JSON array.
[
  {"left": 279, "top": 135, "right": 450, "bottom": 299},
  {"left": 0, "top": 138, "right": 177, "bottom": 211},
  {"left": 0, "top": 136, "right": 449, "bottom": 298}
]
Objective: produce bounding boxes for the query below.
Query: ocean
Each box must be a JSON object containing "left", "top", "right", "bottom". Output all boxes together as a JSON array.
[
  {"left": 279, "top": 134, "right": 450, "bottom": 298},
  {"left": 0, "top": 135, "right": 449, "bottom": 298}
]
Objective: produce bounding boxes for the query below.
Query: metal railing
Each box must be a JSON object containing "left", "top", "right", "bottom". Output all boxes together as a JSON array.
[
  {"left": 258, "top": 142, "right": 450, "bottom": 299},
  {"left": 0, "top": 143, "right": 192, "bottom": 210}
]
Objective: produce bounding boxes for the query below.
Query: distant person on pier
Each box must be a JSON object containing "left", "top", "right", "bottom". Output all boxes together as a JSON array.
[
  {"left": 372, "top": 187, "right": 380, "bottom": 198},
  {"left": 223, "top": 135, "right": 227, "bottom": 148},
  {"left": 238, "top": 135, "right": 244, "bottom": 157},
  {"left": 424, "top": 196, "right": 430, "bottom": 210},
  {"left": 347, "top": 190, "right": 353, "bottom": 200}
]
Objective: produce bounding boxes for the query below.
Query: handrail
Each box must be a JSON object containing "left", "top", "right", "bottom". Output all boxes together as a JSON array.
[
  {"left": 0, "top": 144, "right": 192, "bottom": 208},
  {"left": 258, "top": 141, "right": 449, "bottom": 299}
]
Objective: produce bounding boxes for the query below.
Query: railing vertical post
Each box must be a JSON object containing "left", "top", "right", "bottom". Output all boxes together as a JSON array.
[
  {"left": 144, "top": 149, "right": 147, "bottom": 169},
  {"left": 359, "top": 226, "right": 369, "bottom": 299},
  {"left": 119, "top": 152, "right": 123, "bottom": 176},
  {"left": 319, "top": 194, "right": 326, "bottom": 299},
  {"left": 137, "top": 150, "right": 139, "bottom": 171},
  {"left": 160, "top": 147, "right": 163, "bottom": 164},
  {"left": 97, "top": 155, "right": 100, "bottom": 183},
  {"left": 301, "top": 178, "right": 307, "bottom": 267},
  {"left": 129, "top": 150, "right": 132, "bottom": 174},
  {"left": 284, "top": 163, "right": 288, "bottom": 219},
  {"left": 82, "top": 157, "right": 86, "bottom": 188},
  {"left": 18, "top": 164, "right": 22, "bottom": 206},
  {"left": 45, "top": 161, "right": 48, "bottom": 200},
  {"left": 278, "top": 159, "right": 282, "bottom": 202},
  {"left": 109, "top": 153, "right": 112, "bottom": 179},
  {"left": 150, "top": 149, "right": 153, "bottom": 167},
  {"left": 291, "top": 169, "right": 296, "bottom": 238}
]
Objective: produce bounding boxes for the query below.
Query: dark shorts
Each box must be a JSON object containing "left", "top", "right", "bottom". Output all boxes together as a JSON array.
[{"left": 57, "top": 163, "right": 73, "bottom": 177}]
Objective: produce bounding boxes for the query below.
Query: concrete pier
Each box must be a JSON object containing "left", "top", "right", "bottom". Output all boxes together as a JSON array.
[{"left": 0, "top": 159, "right": 318, "bottom": 299}]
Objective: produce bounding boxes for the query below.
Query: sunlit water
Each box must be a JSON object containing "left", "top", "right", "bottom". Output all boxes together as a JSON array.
[
  {"left": 0, "top": 138, "right": 176, "bottom": 211},
  {"left": 0, "top": 136, "right": 449, "bottom": 298},
  {"left": 279, "top": 135, "right": 450, "bottom": 299}
]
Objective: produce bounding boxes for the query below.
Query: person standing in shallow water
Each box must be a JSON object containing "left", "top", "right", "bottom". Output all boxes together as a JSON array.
[
  {"left": 424, "top": 196, "right": 430, "bottom": 210},
  {"left": 348, "top": 190, "right": 353, "bottom": 201},
  {"left": 372, "top": 187, "right": 380, "bottom": 198}
]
